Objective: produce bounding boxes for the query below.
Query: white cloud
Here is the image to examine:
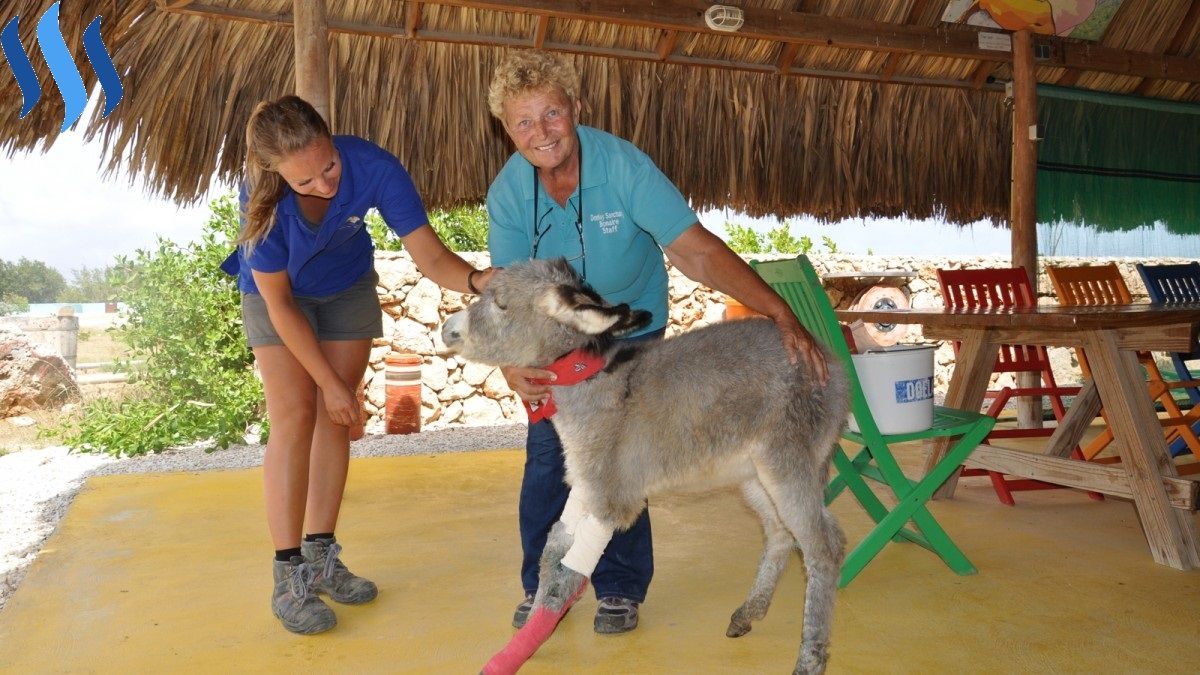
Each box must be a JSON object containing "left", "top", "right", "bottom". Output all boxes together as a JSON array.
[{"left": 0, "top": 131, "right": 225, "bottom": 274}]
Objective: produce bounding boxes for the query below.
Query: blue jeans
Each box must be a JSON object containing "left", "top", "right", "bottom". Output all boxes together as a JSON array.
[{"left": 518, "top": 328, "right": 664, "bottom": 603}]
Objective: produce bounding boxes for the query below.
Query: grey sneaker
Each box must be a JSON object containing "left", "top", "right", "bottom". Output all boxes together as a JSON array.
[
  {"left": 594, "top": 596, "right": 639, "bottom": 634},
  {"left": 511, "top": 592, "right": 535, "bottom": 629},
  {"left": 302, "top": 537, "right": 378, "bottom": 604},
  {"left": 272, "top": 556, "right": 336, "bottom": 635}
]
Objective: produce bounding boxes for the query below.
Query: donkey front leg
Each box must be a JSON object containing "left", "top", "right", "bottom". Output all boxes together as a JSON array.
[
  {"left": 483, "top": 490, "right": 614, "bottom": 675},
  {"left": 536, "top": 509, "right": 614, "bottom": 610}
]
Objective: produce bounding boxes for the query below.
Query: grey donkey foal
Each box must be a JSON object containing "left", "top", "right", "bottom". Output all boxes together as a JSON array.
[{"left": 441, "top": 259, "right": 850, "bottom": 675}]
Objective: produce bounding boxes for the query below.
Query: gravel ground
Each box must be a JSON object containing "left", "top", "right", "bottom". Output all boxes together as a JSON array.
[{"left": 0, "top": 423, "right": 526, "bottom": 613}]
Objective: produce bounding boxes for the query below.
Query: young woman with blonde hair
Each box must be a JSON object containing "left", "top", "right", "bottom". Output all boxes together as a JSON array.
[{"left": 223, "top": 95, "right": 494, "bottom": 634}]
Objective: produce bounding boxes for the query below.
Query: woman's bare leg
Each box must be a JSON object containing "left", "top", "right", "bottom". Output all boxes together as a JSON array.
[
  {"left": 304, "top": 338, "right": 372, "bottom": 535},
  {"left": 256, "top": 345, "right": 318, "bottom": 550}
]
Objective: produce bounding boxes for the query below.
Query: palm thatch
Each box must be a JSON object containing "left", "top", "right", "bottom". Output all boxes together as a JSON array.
[{"left": 2, "top": 0, "right": 1198, "bottom": 225}]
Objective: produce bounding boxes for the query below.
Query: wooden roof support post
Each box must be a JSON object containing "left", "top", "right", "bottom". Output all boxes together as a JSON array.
[
  {"left": 1011, "top": 29, "right": 1041, "bottom": 429},
  {"left": 294, "top": 0, "right": 332, "bottom": 129}
]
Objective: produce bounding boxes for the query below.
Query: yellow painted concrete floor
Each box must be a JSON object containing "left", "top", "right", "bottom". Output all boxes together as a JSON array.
[{"left": 1, "top": 441, "right": 1198, "bottom": 674}]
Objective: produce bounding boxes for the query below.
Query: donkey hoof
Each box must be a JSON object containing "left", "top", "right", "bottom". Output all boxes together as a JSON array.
[{"left": 725, "top": 618, "right": 751, "bottom": 638}]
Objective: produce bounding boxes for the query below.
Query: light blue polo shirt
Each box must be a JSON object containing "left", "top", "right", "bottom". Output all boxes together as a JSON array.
[
  {"left": 222, "top": 135, "right": 428, "bottom": 296},
  {"left": 487, "top": 125, "right": 697, "bottom": 335}
]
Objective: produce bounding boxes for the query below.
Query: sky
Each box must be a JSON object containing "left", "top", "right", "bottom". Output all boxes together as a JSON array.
[{"left": 0, "top": 131, "right": 219, "bottom": 275}]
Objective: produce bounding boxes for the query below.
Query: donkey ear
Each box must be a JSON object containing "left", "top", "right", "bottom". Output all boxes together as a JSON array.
[{"left": 537, "top": 284, "right": 640, "bottom": 335}]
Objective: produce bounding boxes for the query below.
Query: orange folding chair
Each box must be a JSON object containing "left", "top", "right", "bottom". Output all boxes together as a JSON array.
[
  {"left": 1046, "top": 264, "right": 1200, "bottom": 473},
  {"left": 937, "top": 267, "right": 1100, "bottom": 505}
]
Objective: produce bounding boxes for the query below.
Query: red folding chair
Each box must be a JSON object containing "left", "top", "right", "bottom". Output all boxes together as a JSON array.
[{"left": 937, "top": 266, "right": 1101, "bottom": 505}]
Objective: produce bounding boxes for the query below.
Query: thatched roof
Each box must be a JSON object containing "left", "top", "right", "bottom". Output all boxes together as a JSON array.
[{"left": 3, "top": 0, "right": 1199, "bottom": 224}]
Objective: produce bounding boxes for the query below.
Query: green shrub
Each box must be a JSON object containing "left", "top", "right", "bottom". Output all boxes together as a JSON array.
[
  {"left": 0, "top": 292, "right": 28, "bottom": 316},
  {"left": 723, "top": 221, "right": 842, "bottom": 256},
  {"left": 56, "top": 193, "right": 265, "bottom": 456},
  {"left": 724, "top": 222, "right": 766, "bottom": 254},
  {"left": 368, "top": 204, "right": 489, "bottom": 252}
]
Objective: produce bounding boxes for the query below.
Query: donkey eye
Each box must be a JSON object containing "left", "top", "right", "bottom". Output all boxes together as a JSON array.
[{"left": 493, "top": 296, "right": 508, "bottom": 312}]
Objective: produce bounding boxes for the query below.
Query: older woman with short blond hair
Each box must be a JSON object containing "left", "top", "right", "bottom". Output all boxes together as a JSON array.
[{"left": 484, "top": 50, "right": 827, "bottom": 635}]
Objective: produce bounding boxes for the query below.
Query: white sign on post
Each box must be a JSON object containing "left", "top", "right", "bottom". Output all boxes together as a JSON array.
[{"left": 978, "top": 32, "right": 1013, "bottom": 52}]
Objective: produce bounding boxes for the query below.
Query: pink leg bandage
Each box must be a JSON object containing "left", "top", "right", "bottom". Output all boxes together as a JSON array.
[{"left": 481, "top": 578, "right": 589, "bottom": 675}]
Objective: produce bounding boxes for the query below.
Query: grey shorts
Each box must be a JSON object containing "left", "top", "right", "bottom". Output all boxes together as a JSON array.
[{"left": 241, "top": 269, "right": 383, "bottom": 348}]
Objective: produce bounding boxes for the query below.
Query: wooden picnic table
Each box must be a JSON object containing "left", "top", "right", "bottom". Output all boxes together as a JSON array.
[{"left": 836, "top": 302, "right": 1200, "bottom": 571}]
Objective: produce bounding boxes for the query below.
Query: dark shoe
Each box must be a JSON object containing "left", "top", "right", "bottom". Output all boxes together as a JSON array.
[
  {"left": 511, "top": 592, "right": 535, "bottom": 629},
  {"left": 272, "top": 556, "right": 337, "bottom": 635},
  {"left": 594, "top": 596, "right": 640, "bottom": 634},
  {"left": 302, "top": 537, "right": 378, "bottom": 604}
]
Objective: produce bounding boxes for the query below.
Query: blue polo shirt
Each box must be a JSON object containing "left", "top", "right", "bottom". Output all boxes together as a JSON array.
[
  {"left": 487, "top": 125, "right": 697, "bottom": 335},
  {"left": 222, "top": 135, "right": 427, "bottom": 296}
]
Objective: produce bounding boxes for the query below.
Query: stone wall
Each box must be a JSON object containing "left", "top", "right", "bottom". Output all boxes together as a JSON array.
[{"left": 368, "top": 251, "right": 1194, "bottom": 432}]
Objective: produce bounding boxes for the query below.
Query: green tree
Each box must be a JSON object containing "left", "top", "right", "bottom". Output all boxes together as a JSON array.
[
  {"left": 367, "top": 204, "right": 490, "bottom": 252},
  {"left": 0, "top": 257, "right": 67, "bottom": 302},
  {"left": 0, "top": 292, "right": 29, "bottom": 316},
  {"left": 766, "top": 224, "right": 803, "bottom": 254},
  {"left": 56, "top": 193, "right": 264, "bottom": 456},
  {"left": 722, "top": 221, "right": 845, "bottom": 256},
  {"left": 57, "top": 265, "right": 118, "bottom": 303},
  {"left": 723, "top": 222, "right": 766, "bottom": 254}
]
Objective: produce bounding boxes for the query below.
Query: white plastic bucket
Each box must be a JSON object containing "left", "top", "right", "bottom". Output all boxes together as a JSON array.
[{"left": 847, "top": 344, "right": 936, "bottom": 434}]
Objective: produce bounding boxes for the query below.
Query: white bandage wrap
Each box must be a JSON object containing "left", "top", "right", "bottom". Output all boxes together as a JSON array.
[
  {"left": 559, "top": 514, "right": 613, "bottom": 578},
  {"left": 560, "top": 490, "right": 586, "bottom": 536}
]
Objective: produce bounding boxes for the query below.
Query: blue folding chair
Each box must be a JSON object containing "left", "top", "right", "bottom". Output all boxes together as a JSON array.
[{"left": 1136, "top": 262, "right": 1200, "bottom": 457}]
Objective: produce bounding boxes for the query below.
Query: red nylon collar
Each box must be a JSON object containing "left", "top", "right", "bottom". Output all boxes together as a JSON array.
[{"left": 523, "top": 349, "right": 607, "bottom": 423}]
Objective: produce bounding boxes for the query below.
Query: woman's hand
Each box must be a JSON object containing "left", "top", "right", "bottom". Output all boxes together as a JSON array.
[
  {"left": 772, "top": 312, "right": 830, "bottom": 385},
  {"left": 501, "top": 365, "right": 556, "bottom": 402},
  {"left": 321, "top": 380, "right": 362, "bottom": 427}
]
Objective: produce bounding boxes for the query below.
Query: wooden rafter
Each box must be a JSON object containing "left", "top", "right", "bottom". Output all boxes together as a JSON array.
[
  {"left": 880, "top": 0, "right": 935, "bottom": 83},
  {"left": 157, "top": 0, "right": 1200, "bottom": 87},
  {"left": 532, "top": 14, "right": 550, "bottom": 48},
  {"left": 969, "top": 60, "right": 995, "bottom": 89},
  {"left": 405, "top": 1, "right": 421, "bottom": 39},
  {"left": 776, "top": 42, "right": 800, "bottom": 74},
  {"left": 655, "top": 30, "right": 678, "bottom": 60},
  {"left": 1134, "top": 0, "right": 1200, "bottom": 96},
  {"left": 430, "top": 0, "right": 1200, "bottom": 83}
]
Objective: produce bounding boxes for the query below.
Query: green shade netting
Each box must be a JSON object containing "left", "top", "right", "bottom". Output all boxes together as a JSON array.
[{"left": 1036, "top": 84, "right": 1200, "bottom": 234}]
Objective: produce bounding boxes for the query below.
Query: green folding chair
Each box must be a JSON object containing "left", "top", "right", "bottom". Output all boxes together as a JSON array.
[{"left": 752, "top": 255, "right": 994, "bottom": 587}]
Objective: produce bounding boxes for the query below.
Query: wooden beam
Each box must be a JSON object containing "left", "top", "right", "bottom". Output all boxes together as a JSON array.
[
  {"left": 655, "top": 30, "right": 678, "bottom": 60},
  {"left": 1134, "top": 0, "right": 1200, "bottom": 96},
  {"left": 970, "top": 60, "right": 994, "bottom": 89},
  {"left": 157, "top": 3, "right": 1003, "bottom": 92},
  {"left": 1043, "top": 380, "right": 1102, "bottom": 458},
  {"left": 881, "top": 0, "right": 933, "bottom": 83},
  {"left": 156, "top": 0, "right": 193, "bottom": 8},
  {"left": 1083, "top": 331, "right": 1200, "bottom": 568},
  {"left": 427, "top": 0, "right": 1200, "bottom": 83},
  {"left": 1055, "top": 69, "right": 1082, "bottom": 88},
  {"left": 159, "top": 2, "right": 1200, "bottom": 86},
  {"left": 293, "top": 0, "right": 331, "bottom": 127},
  {"left": 776, "top": 42, "right": 799, "bottom": 74},
  {"left": 405, "top": 1, "right": 421, "bottom": 38},
  {"left": 880, "top": 54, "right": 903, "bottom": 82},
  {"left": 964, "top": 445, "right": 1199, "bottom": 510},
  {"left": 1010, "top": 29, "right": 1037, "bottom": 284},
  {"left": 533, "top": 14, "right": 550, "bottom": 48}
]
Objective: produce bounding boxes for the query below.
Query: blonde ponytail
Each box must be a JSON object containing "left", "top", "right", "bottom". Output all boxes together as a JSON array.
[{"left": 237, "top": 96, "right": 330, "bottom": 257}]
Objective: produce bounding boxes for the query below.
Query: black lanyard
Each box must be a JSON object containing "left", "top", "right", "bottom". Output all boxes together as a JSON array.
[{"left": 531, "top": 143, "right": 585, "bottom": 279}]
